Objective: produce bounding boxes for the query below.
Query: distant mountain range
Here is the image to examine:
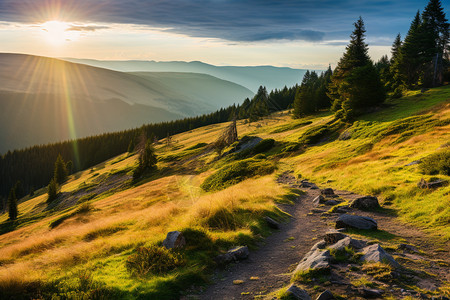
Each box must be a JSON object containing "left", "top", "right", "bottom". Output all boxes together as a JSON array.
[
  {"left": 0, "top": 53, "right": 254, "bottom": 153},
  {"left": 63, "top": 58, "right": 308, "bottom": 93}
]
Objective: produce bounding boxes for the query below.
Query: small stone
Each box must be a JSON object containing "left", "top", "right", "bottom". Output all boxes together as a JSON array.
[
  {"left": 313, "top": 195, "right": 326, "bottom": 206},
  {"left": 328, "top": 237, "right": 367, "bottom": 251},
  {"left": 324, "top": 230, "right": 347, "bottom": 245},
  {"left": 214, "top": 246, "right": 249, "bottom": 265},
  {"left": 250, "top": 276, "right": 259, "bottom": 281},
  {"left": 233, "top": 280, "right": 244, "bottom": 285},
  {"left": 264, "top": 216, "right": 280, "bottom": 229},
  {"left": 325, "top": 200, "right": 339, "bottom": 206},
  {"left": 162, "top": 231, "right": 186, "bottom": 249},
  {"left": 285, "top": 284, "right": 311, "bottom": 300},
  {"left": 316, "top": 290, "right": 335, "bottom": 300},
  {"left": 349, "top": 196, "right": 380, "bottom": 210},
  {"left": 360, "top": 288, "right": 384, "bottom": 298},
  {"left": 321, "top": 188, "right": 335, "bottom": 197}
]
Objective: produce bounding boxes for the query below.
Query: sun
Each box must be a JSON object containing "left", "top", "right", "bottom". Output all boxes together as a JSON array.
[{"left": 41, "top": 20, "right": 80, "bottom": 45}]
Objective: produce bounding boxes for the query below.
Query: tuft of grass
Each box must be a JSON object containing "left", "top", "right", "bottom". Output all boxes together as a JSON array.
[
  {"left": 419, "top": 149, "right": 450, "bottom": 175},
  {"left": 329, "top": 246, "right": 355, "bottom": 262},
  {"left": 126, "top": 245, "right": 186, "bottom": 277},
  {"left": 201, "top": 157, "right": 276, "bottom": 191},
  {"left": 351, "top": 276, "right": 377, "bottom": 288},
  {"left": 362, "top": 262, "right": 394, "bottom": 281},
  {"left": 292, "top": 268, "right": 330, "bottom": 283}
]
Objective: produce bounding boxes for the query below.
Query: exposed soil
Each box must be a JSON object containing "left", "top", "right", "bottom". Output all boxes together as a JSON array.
[{"left": 197, "top": 172, "right": 450, "bottom": 300}]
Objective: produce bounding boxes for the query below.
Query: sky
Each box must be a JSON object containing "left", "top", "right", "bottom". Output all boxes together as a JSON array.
[{"left": 0, "top": 0, "right": 448, "bottom": 69}]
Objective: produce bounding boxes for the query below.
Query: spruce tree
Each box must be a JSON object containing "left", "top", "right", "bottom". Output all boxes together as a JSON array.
[
  {"left": 53, "top": 154, "right": 68, "bottom": 184},
  {"left": 389, "top": 33, "right": 405, "bottom": 94},
  {"left": 47, "top": 178, "right": 59, "bottom": 203},
  {"left": 133, "top": 139, "right": 157, "bottom": 180},
  {"left": 328, "top": 17, "right": 385, "bottom": 121},
  {"left": 8, "top": 187, "right": 18, "bottom": 220}
]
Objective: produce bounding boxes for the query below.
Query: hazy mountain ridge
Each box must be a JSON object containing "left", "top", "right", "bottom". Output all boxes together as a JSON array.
[
  {"left": 62, "top": 58, "right": 309, "bottom": 92},
  {"left": 0, "top": 53, "right": 254, "bottom": 153}
]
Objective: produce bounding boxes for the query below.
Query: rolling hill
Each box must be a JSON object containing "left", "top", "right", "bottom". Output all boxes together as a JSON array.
[
  {"left": 63, "top": 58, "right": 309, "bottom": 93},
  {"left": 0, "top": 53, "right": 253, "bottom": 153},
  {"left": 0, "top": 85, "right": 448, "bottom": 299}
]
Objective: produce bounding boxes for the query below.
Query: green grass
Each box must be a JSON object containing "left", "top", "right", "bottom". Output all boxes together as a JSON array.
[
  {"left": 419, "top": 149, "right": 450, "bottom": 175},
  {"left": 201, "top": 157, "right": 276, "bottom": 191}
]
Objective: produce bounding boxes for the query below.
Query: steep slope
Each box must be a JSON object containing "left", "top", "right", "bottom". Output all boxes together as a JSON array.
[
  {"left": 0, "top": 86, "right": 448, "bottom": 299},
  {"left": 0, "top": 53, "right": 253, "bottom": 153},
  {"left": 63, "top": 58, "right": 308, "bottom": 92}
]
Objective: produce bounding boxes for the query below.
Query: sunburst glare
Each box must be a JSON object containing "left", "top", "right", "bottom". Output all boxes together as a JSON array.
[{"left": 41, "top": 20, "right": 80, "bottom": 46}]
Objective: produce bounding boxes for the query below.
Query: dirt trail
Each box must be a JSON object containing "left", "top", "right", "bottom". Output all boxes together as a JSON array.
[
  {"left": 198, "top": 173, "right": 450, "bottom": 300},
  {"left": 199, "top": 173, "right": 329, "bottom": 299}
]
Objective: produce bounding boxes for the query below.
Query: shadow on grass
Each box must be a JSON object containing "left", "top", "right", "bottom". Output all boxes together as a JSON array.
[{"left": 347, "top": 228, "right": 399, "bottom": 242}]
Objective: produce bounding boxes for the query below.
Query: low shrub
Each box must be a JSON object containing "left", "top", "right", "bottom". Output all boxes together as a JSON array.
[
  {"left": 298, "top": 125, "right": 330, "bottom": 145},
  {"left": 126, "top": 245, "right": 185, "bottom": 277},
  {"left": 252, "top": 139, "right": 275, "bottom": 154},
  {"left": 185, "top": 143, "right": 208, "bottom": 150},
  {"left": 419, "top": 149, "right": 450, "bottom": 176},
  {"left": 201, "top": 158, "right": 276, "bottom": 191}
]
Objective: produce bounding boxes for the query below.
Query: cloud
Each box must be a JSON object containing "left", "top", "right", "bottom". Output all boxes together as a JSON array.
[
  {"left": 0, "top": 0, "right": 445, "bottom": 43},
  {"left": 66, "top": 25, "right": 109, "bottom": 32}
]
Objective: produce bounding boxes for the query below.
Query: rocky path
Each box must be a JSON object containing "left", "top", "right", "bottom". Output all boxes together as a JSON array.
[
  {"left": 199, "top": 173, "right": 329, "bottom": 299},
  {"left": 198, "top": 172, "right": 450, "bottom": 300}
]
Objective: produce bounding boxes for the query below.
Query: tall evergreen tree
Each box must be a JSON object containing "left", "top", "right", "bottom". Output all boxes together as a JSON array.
[
  {"left": 400, "top": 11, "right": 423, "bottom": 87},
  {"left": 421, "top": 0, "right": 449, "bottom": 86},
  {"left": 8, "top": 187, "right": 18, "bottom": 220},
  {"left": 328, "top": 17, "right": 385, "bottom": 121},
  {"left": 47, "top": 178, "right": 59, "bottom": 203},
  {"left": 53, "top": 154, "right": 68, "bottom": 184},
  {"left": 389, "top": 33, "right": 405, "bottom": 94}
]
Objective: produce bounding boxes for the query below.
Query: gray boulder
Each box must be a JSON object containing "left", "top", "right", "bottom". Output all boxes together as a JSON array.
[
  {"left": 316, "top": 290, "right": 335, "bottom": 300},
  {"left": 285, "top": 284, "right": 311, "bottom": 300},
  {"left": 311, "top": 240, "right": 327, "bottom": 251},
  {"left": 162, "top": 231, "right": 186, "bottom": 249},
  {"left": 295, "top": 249, "right": 331, "bottom": 273},
  {"left": 324, "top": 231, "right": 347, "bottom": 245},
  {"left": 328, "top": 237, "right": 367, "bottom": 251},
  {"left": 361, "top": 244, "right": 401, "bottom": 268},
  {"left": 417, "top": 178, "right": 448, "bottom": 189},
  {"left": 336, "top": 214, "right": 378, "bottom": 230},
  {"left": 349, "top": 196, "right": 380, "bottom": 210}
]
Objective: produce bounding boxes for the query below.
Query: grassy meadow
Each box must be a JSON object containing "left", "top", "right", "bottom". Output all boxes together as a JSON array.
[{"left": 0, "top": 85, "right": 449, "bottom": 298}]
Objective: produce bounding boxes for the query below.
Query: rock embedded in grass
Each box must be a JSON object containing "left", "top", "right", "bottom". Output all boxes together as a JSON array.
[
  {"left": 328, "top": 237, "right": 367, "bottom": 251},
  {"left": 294, "top": 249, "right": 331, "bottom": 272},
  {"left": 335, "top": 214, "right": 378, "bottom": 230},
  {"left": 321, "top": 188, "right": 336, "bottom": 197},
  {"left": 162, "top": 231, "right": 186, "bottom": 249},
  {"left": 285, "top": 284, "right": 311, "bottom": 300},
  {"left": 214, "top": 246, "right": 249, "bottom": 265},
  {"left": 312, "top": 195, "right": 326, "bottom": 206},
  {"left": 360, "top": 244, "right": 401, "bottom": 269},
  {"left": 349, "top": 196, "right": 380, "bottom": 210},
  {"left": 316, "top": 290, "right": 335, "bottom": 300}
]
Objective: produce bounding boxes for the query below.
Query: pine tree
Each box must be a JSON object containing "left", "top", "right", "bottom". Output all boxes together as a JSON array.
[
  {"left": 421, "top": 0, "right": 449, "bottom": 86},
  {"left": 53, "top": 154, "right": 68, "bottom": 184},
  {"left": 328, "top": 17, "right": 385, "bottom": 121},
  {"left": 133, "top": 139, "right": 157, "bottom": 180},
  {"left": 8, "top": 187, "right": 18, "bottom": 220},
  {"left": 389, "top": 33, "right": 405, "bottom": 94},
  {"left": 47, "top": 178, "right": 59, "bottom": 203}
]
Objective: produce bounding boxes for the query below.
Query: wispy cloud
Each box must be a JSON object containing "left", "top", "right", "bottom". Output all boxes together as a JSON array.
[
  {"left": 66, "top": 25, "right": 109, "bottom": 32},
  {"left": 0, "top": 0, "right": 446, "bottom": 44}
]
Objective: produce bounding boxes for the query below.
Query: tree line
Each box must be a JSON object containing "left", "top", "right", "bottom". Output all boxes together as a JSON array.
[{"left": 0, "top": 84, "right": 297, "bottom": 207}]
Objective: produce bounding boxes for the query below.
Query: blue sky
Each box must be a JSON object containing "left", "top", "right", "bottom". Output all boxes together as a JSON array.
[{"left": 0, "top": 0, "right": 448, "bottom": 68}]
